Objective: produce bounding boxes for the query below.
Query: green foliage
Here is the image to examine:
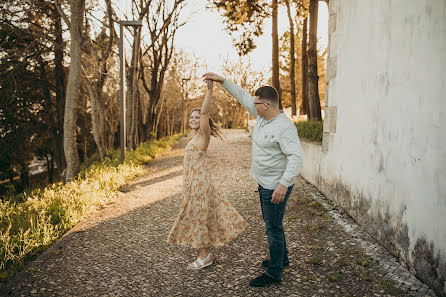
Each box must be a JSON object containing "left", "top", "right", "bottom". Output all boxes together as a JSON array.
[
  {"left": 125, "top": 135, "right": 179, "bottom": 166},
  {"left": 0, "top": 135, "right": 182, "bottom": 285},
  {"left": 210, "top": 0, "right": 269, "bottom": 55},
  {"left": 0, "top": 22, "right": 55, "bottom": 188},
  {"left": 295, "top": 120, "right": 323, "bottom": 142}
]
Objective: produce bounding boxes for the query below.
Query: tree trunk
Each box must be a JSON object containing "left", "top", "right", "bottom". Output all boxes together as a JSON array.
[
  {"left": 128, "top": 28, "right": 142, "bottom": 150},
  {"left": 83, "top": 75, "right": 106, "bottom": 160},
  {"left": 63, "top": 0, "right": 85, "bottom": 181},
  {"left": 129, "top": 80, "right": 139, "bottom": 147},
  {"left": 170, "top": 109, "right": 175, "bottom": 136},
  {"left": 154, "top": 96, "right": 165, "bottom": 139},
  {"left": 165, "top": 107, "right": 170, "bottom": 137},
  {"left": 286, "top": 0, "right": 296, "bottom": 116},
  {"left": 96, "top": 93, "right": 107, "bottom": 155},
  {"left": 272, "top": 0, "right": 281, "bottom": 108},
  {"left": 8, "top": 164, "right": 14, "bottom": 191},
  {"left": 38, "top": 56, "right": 59, "bottom": 182},
  {"left": 86, "top": 0, "right": 113, "bottom": 158},
  {"left": 79, "top": 90, "right": 88, "bottom": 163},
  {"left": 301, "top": 15, "right": 309, "bottom": 116},
  {"left": 45, "top": 154, "right": 54, "bottom": 184},
  {"left": 19, "top": 169, "right": 28, "bottom": 192},
  {"left": 100, "top": 0, "right": 113, "bottom": 155},
  {"left": 307, "top": 0, "right": 322, "bottom": 121},
  {"left": 53, "top": 7, "right": 66, "bottom": 175}
]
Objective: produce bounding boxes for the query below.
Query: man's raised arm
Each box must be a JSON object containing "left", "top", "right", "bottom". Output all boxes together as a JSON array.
[{"left": 203, "top": 72, "right": 257, "bottom": 117}]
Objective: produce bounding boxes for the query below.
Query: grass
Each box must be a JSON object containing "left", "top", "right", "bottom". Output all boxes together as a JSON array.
[
  {"left": 307, "top": 200, "right": 327, "bottom": 216},
  {"left": 356, "top": 249, "right": 371, "bottom": 268},
  {"left": 309, "top": 222, "right": 327, "bottom": 232},
  {"left": 0, "top": 134, "right": 183, "bottom": 285},
  {"left": 306, "top": 257, "right": 323, "bottom": 266},
  {"left": 285, "top": 215, "right": 299, "bottom": 221},
  {"left": 378, "top": 279, "right": 407, "bottom": 295},
  {"left": 360, "top": 269, "right": 373, "bottom": 281},
  {"left": 294, "top": 120, "right": 323, "bottom": 142},
  {"left": 327, "top": 273, "right": 343, "bottom": 282},
  {"left": 308, "top": 245, "right": 325, "bottom": 252},
  {"left": 335, "top": 257, "right": 349, "bottom": 268}
]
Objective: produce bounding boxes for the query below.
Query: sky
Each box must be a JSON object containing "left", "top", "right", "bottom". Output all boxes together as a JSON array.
[{"left": 115, "top": 0, "right": 329, "bottom": 75}]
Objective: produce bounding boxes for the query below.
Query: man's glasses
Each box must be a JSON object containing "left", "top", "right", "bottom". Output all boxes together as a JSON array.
[{"left": 254, "top": 101, "right": 270, "bottom": 105}]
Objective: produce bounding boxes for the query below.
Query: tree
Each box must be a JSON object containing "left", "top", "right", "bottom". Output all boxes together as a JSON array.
[
  {"left": 56, "top": 0, "right": 85, "bottom": 180},
  {"left": 125, "top": 0, "right": 151, "bottom": 150},
  {"left": 211, "top": 1, "right": 285, "bottom": 106},
  {"left": 219, "top": 57, "right": 267, "bottom": 128},
  {"left": 278, "top": 0, "right": 326, "bottom": 118},
  {"left": 0, "top": 2, "right": 63, "bottom": 191},
  {"left": 285, "top": 0, "right": 296, "bottom": 115},
  {"left": 52, "top": 4, "right": 67, "bottom": 177},
  {"left": 272, "top": 0, "right": 281, "bottom": 108},
  {"left": 82, "top": 0, "right": 115, "bottom": 160},
  {"left": 1, "top": 1, "right": 68, "bottom": 184},
  {"left": 211, "top": 0, "right": 269, "bottom": 56},
  {"left": 307, "top": 0, "right": 322, "bottom": 121},
  {"left": 159, "top": 69, "right": 183, "bottom": 137},
  {"left": 139, "top": 0, "right": 185, "bottom": 143},
  {"left": 301, "top": 14, "right": 309, "bottom": 115},
  {"left": 168, "top": 49, "right": 202, "bottom": 134}
]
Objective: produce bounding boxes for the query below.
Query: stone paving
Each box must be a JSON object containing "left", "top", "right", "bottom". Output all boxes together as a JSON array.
[{"left": 2, "top": 129, "right": 436, "bottom": 296}]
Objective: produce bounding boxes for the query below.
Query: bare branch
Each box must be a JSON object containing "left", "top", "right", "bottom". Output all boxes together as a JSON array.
[{"left": 54, "top": 0, "right": 70, "bottom": 28}]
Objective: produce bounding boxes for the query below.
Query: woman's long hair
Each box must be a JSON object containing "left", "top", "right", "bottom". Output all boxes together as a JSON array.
[{"left": 190, "top": 108, "right": 224, "bottom": 140}]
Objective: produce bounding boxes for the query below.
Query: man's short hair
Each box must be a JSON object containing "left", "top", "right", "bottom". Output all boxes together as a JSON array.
[{"left": 255, "top": 86, "right": 279, "bottom": 106}]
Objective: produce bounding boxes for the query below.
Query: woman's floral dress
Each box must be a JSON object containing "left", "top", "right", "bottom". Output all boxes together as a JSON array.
[{"left": 167, "top": 136, "right": 247, "bottom": 248}]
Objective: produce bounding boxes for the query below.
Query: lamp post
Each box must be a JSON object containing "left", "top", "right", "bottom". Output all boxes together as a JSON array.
[
  {"left": 119, "top": 20, "right": 142, "bottom": 164},
  {"left": 181, "top": 78, "right": 190, "bottom": 134}
]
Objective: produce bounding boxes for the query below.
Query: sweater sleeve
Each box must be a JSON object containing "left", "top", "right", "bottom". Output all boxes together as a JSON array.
[
  {"left": 222, "top": 79, "right": 257, "bottom": 117},
  {"left": 278, "top": 124, "right": 303, "bottom": 187}
]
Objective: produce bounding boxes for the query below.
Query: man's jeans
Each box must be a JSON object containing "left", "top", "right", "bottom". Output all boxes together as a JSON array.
[{"left": 258, "top": 184, "right": 294, "bottom": 280}]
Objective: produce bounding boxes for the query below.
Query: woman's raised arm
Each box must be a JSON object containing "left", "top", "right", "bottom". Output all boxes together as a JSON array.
[{"left": 199, "top": 80, "right": 213, "bottom": 136}]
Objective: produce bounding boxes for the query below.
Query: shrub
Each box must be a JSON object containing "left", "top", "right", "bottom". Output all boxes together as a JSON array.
[{"left": 295, "top": 120, "right": 323, "bottom": 142}]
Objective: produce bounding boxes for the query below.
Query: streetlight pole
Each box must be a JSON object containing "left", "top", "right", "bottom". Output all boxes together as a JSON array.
[{"left": 119, "top": 20, "right": 142, "bottom": 164}]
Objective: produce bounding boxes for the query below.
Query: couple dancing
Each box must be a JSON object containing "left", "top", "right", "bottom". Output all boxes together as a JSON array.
[{"left": 167, "top": 72, "right": 303, "bottom": 287}]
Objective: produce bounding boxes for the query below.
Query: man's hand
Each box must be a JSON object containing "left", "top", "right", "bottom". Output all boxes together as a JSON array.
[
  {"left": 203, "top": 72, "right": 225, "bottom": 84},
  {"left": 271, "top": 184, "right": 288, "bottom": 204}
]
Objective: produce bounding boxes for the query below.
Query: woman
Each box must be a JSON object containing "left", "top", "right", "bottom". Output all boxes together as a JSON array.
[{"left": 167, "top": 79, "right": 247, "bottom": 270}]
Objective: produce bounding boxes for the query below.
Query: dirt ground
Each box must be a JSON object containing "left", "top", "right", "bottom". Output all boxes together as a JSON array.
[{"left": 2, "top": 129, "right": 435, "bottom": 297}]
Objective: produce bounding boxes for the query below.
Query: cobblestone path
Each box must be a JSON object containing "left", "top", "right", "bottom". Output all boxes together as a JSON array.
[{"left": 3, "top": 129, "right": 436, "bottom": 297}]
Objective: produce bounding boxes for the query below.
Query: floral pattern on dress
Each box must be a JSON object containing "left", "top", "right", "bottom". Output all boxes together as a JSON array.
[{"left": 167, "top": 136, "right": 247, "bottom": 248}]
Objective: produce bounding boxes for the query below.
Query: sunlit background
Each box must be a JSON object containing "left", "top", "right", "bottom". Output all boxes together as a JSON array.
[{"left": 115, "top": 0, "right": 328, "bottom": 73}]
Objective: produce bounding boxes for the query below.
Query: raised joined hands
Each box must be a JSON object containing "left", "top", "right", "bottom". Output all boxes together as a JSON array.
[{"left": 202, "top": 72, "right": 225, "bottom": 84}]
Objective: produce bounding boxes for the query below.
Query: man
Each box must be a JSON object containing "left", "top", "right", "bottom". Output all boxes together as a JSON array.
[{"left": 203, "top": 73, "right": 303, "bottom": 287}]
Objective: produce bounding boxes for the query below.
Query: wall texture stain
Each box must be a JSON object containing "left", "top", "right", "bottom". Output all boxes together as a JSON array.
[
  {"left": 413, "top": 238, "right": 446, "bottom": 296},
  {"left": 314, "top": 174, "right": 445, "bottom": 296}
]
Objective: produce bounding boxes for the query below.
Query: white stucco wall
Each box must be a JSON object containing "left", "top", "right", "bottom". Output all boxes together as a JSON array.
[{"left": 300, "top": 0, "right": 446, "bottom": 293}]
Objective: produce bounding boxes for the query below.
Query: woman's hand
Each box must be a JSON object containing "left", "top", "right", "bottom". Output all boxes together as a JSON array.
[{"left": 206, "top": 79, "right": 213, "bottom": 90}]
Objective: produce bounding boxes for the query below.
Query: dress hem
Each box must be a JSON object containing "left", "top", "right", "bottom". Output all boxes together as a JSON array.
[{"left": 167, "top": 224, "right": 247, "bottom": 249}]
